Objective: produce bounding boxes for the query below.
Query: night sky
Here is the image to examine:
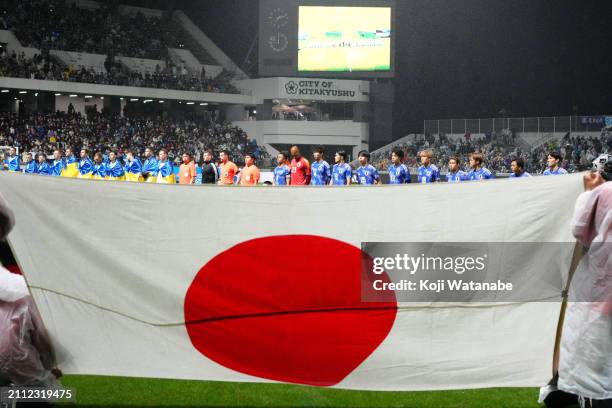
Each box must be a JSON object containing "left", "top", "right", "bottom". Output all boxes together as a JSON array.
[{"left": 145, "top": 0, "right": 611, "bottom": 137}]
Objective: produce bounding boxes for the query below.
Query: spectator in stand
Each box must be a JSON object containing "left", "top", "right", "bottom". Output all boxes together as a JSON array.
[
  {"left": 178, "top": 153, "right": 196, "bottom": 185},
  {"left": 239, "top": 153, "right": 260, "bottom": 186},
  {"left": 289, "top": 146, "right": 310, "bottom": 186}
]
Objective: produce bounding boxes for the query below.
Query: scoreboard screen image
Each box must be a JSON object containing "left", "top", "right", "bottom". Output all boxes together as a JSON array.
[{"left": 298, "top": 6, "right": 392, "bottom": 73}]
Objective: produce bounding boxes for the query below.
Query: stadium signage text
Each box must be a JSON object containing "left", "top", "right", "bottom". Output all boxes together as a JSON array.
[
  {"left": 579, "top": 115, "right": 612, "bottom": 127},
  {"left": 580, "top": 116, "right": 606, "bottom": 126},
  {"left": 284, "top": 80, "right": 356, "bottom": 98}
]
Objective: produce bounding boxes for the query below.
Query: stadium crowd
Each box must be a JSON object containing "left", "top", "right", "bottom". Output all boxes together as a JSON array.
[
  {"left": 370, "top": 130, "right": 612, "bottom": 175},
  {"left": 0, "top": 50, "right": 239, "bottom": 94},
  {"left": 2, "top": 111, "right": 610, "bottom": 186},
  {"left": 0, "top": 110, "right": 264, "bottom": 169},
  {"left": 530, "top": 132, "right": 612, "bottom": 173},
  {"left": 1, "top": 0, "right": 183, "bottom": 60}
]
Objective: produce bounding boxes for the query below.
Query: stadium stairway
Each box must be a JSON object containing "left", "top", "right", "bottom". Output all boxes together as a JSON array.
[
  {"left": 515, "top": 135, "right": 533, "bottom": 151},
  {"left": 349, "top": 134, "right": 421, "bottom": 166},
  {"left": 50, "top": 50, "right": 107, "bottom": 73},
  {"left": 527, "top": 132, "right": 570, "bottom": 151},
  {"left": 0, "top": 30, "right": 40, "bottom": 60},
  {"left": 172, "top": 10, "right": 249, "bottom": 79},
  {"left": 167, "top": 48, "right": 224, "bottom": 78}
]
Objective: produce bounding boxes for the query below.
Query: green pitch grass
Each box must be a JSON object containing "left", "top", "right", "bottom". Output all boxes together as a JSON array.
[{"left": 61, "top": 375, "right": 542, "bottom": 407}]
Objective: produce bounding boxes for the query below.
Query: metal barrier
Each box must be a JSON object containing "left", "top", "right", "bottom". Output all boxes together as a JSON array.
[{"left": 424, "top": 115, "right": 609, "bottom": 136}]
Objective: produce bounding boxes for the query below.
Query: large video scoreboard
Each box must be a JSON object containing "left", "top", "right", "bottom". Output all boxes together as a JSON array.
[{"left": 259, "top": 0, "right": 395, "bottom": 78}]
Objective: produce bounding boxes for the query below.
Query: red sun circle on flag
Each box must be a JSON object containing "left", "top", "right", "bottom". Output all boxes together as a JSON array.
[{"left": 184, "top": 235, "right": 397, "bottom": 387}]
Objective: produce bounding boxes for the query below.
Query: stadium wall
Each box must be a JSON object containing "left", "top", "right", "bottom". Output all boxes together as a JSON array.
[
  {"left": 0, "top": 77, "right": 253, "bottom": 105},
  {"left": 117, "top": 4, "right": 164, "bottom": 18},
  {"left": 168, "top": 48, "right": 223, "bottom": 78},
  {"left": 50, "top": 50, "right": 108, "bottom": 73},
  {"left": 115, "top": 56, "right": 167, "bottom": 75},
  {"left": 235, "top": 120, "right": 368, "bottom": 158},
  {"left": 173, "top": 10, "right": 248, "bottom": 79},
  {"left": 0, "top": 30, "right": 40, "bottom": 60},
  {"left": 54, "top": 95, "right": 105, "bottom": 115},
  {"left": 237, "top": 77, "right": 371, "bottom": 104}
]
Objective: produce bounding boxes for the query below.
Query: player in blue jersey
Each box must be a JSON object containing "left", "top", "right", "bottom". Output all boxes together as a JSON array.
[
  {"left": 156, "top": 149, "right": 175, "bottom": 184},
  {"left": 446, "top": 156, "right": 468, "bottom": 183},
  {"left": 509, "top": 157, "right": 531, "bottom": 178},
  {"left": 106, "top": 151, "right": 126, "bottom": 181},
  {"left": 124, "top": 150, "right": 143, "bottom": 182},
  {"left": 50, "top": 149, "right": 66, "bottom": 176},
  {"left": 330, "top": 150, "right": 352, "bottom": 186},
  {"left": 417, "top": 150, "right": 440, "bottom": 184},
  {"left": 310, "top": 146, "right": 331, "bottom": 186},
  {"left": 387, "top": 148, "right": 410, "bottom": 184},
  {"left": 62, "top": 147, "right": 78, "bottom": 177},
  {"left": 22, "top": 152, "right": 36, "bottom": 174},
  {"left": 3, "top": 147, "right": 19, "bottom": 171},
  {"left": 273, "top": 152, "right": 290, "bottom": 186},
  {"left": 92, "top": 152, "right": 107, "bottom": 180},
  {"left": 467, "top": 152, "right": 494, "bottom": 181},
  {"left": 77, "top": 148, "right": 94, "bottom": 179},
  {"left": 543, "top": 152, "right": 568, "bottom": 176},
  {"left": 142, "top": 147, "right": 159, "bottom": 183},
  {"left": 355, "top": 151, "right": 380, "bottom": 185},
  {"left": 35, "top": 153, "right": 51, "bottom": 175}
]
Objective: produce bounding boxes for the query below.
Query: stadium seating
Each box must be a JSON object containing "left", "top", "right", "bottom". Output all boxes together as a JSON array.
[
  {"left": 0, "top": 51, "right": 239, "bottom": 94},
  {"left": 0, "top": 0, "right": 239, "bottom": 93},
  {"left": 5, "top": 1, "right": 183, "bottom": 60},
  {"left": 0, "top": 111, "right": 269, "bottom": 166},
  {"left": 367, "top": 130, "right": 612, "bottom": 174}
]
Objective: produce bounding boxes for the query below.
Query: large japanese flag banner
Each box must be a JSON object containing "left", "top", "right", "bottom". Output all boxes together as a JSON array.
[{"left": 0, "top": 171, "right": 584, "bottom": 390}]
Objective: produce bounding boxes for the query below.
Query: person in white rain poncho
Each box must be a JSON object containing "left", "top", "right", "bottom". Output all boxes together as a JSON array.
[
  {"left": 0, "top": 196, "right": 61, "bottom": 387},
  {"left": 558, "top": 163, "right": 612, "bottom": 407}
]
